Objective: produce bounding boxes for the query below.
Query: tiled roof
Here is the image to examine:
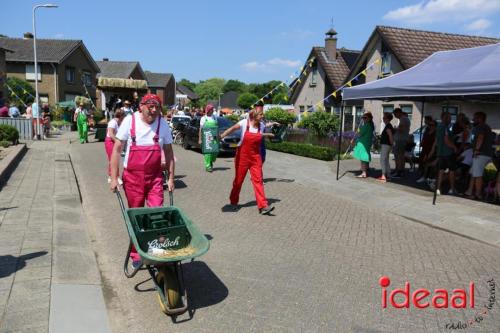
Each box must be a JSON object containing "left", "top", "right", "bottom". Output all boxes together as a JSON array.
[
  {"left": 312, "top": 47, "right": 360, "bottom": 88},
  {"left": 145, "top": 72, "right": 173, "bottom": 87},
  {"left": 0, "top": 37, "right": 100, "bottom": 71},
  {"left": 376, "top": 26, "right": 500, "bottom": 68},
  {"left": 96, "top": 61, "right": 142, "bottom": 79},
  {"left": 177, "top": 84, "right": 198, "bottom": 100},
  {"left": 220, "top": 91, "right": 239, "bottom": 109}
]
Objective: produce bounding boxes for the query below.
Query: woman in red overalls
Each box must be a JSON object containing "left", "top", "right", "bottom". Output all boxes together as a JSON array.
[
  {"left": 221, "top": 106, "right": 275, "bottom": 215},
  {"left": 109, "top": 94, "right": 175, "bottom": 267}
]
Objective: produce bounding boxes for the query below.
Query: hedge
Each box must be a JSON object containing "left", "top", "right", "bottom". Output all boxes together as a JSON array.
[
  {"left": 266, "top": 141, "right": 335, "bottom": 161},
  {"left": 0, "top": 124, "right": 19, "bottom": 144}
]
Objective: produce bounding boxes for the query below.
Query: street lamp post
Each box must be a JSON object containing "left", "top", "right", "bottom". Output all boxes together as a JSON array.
[{"left": 33, "top": 3, "right": 58, "bottom": 140}]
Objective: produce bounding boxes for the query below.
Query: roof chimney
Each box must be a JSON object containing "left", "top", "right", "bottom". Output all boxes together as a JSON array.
[
  {"left": 103, "top": 58, "right": 109, "bottom": 61},
  {"left": 325, "top": 28, "right": 337, "bottom": 61},
  {"left": 23, "top": 32, "right": 34, "bottom": 39}
]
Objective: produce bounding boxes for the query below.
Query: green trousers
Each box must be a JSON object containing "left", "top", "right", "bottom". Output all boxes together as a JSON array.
[
  {"left": 204, "top": 153, "right": 217, "bottom": 170},
  {"left": 77, "top": 114, "right": 88, "bottom": 143}
]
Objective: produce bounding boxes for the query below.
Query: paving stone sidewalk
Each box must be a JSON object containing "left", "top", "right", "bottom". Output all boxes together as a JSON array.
[{"left": 0, "top": 136, "right": 110, "bottom": 333}]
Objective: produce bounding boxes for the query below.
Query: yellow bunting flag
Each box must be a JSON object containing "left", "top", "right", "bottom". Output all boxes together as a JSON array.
[
  {"left": 284, "top": 95, "right": 288, "bottom": 101},
  {"left": 300, "top": 66, "right": 304, "bottom": 72},
  {"left": 331, "top": 91, "right": 337, "bottom": 98},
  {"left": 250, "top": 105, "right": 254, "bottom": 109},
  {"left": 361, "top": 70, "right": 367, "bottom": 77},
  {"left": 297, "top": 78, "right": 301, "bottom": 84},
  {"left": 346, "top": 81, "right": 352, "bottom": 87},
  {"left": 374, "top": 58, "right": 381, "bottom": 64}
]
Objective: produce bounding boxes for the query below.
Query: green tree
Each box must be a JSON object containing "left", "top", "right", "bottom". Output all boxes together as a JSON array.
[
  {"left": 272, "top": 92, "right": 289, "bottom": 105},
  {"left": 223, "top": 79, "right": 247, "bottom": 93},
  {"left": 6, "top": 77, "right": 35, "bottom": 106},
  {"left": 237, "top": 92, "right": 258, "bottom": 110},
  {"left": 264, "top": 107, "right": 296, "bottom": 125},
  {"left": 194, "top": 78, "right": 226, "bottom": 105},
  {"left": 178, "top": 78, "right": 197, "bottom": 92},
  {"left": 298, "top": 110, "right": 339, "bottom": 137}
]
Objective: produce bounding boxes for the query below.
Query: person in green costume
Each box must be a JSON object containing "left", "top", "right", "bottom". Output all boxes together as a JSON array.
[
  {"left": 74, "top": 102, "right": 89, "bottom": 144},
  {"left": 198, "top": 104, "right": 218, "bottom": 172},
  {"left": 353, "top": 112, "right": 375, "bottom": 178}
]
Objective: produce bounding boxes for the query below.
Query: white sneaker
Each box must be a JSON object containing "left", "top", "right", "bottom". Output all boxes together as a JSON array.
[
  {"left": 416, "top": 176, "right": 427, "bottom": 183},
  {"left": 118, "top": 178, "right": 123, "bottom": 185},
  {"left": 436, "top": 189, "right": 441, "bottom": 196},
  {"left": 107, "top": 176, "right": 111, "bottom": 184}
]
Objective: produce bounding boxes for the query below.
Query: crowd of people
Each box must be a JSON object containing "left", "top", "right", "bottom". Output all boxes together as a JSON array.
[
  {"left": 0, "top": 99, "right": 52, "bottom": 139},
  {"left": 352, "top": 108, "right": 500, "bottom": 202}
]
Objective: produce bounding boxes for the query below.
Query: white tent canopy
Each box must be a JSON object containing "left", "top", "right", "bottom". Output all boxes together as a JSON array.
[{"left": 343, "top": 43, "right": 500, "bottom": 101}]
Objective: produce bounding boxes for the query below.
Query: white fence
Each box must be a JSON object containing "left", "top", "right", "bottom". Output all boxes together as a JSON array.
[{"left": 0, "top": 117, "right": 42, "bottom": 140}]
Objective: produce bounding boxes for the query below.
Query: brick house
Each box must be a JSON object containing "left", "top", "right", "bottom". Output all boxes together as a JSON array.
[
  {"left": 145, "top": 72, "right": 176, "bottom": 107},
  {"left": 0, "top": 34, "right": 100, "bottom": 106},
  {"left": 175, "top": 84, "right": 198, "bottom": 108},
  {"left": 0, "top": 47, "right": 11, "bottom": 102},
  {"left": 345, "top": 26, "right": 500, "bottom": 133},
  {"left": 95, "top": 59, "right": 148, "bottom": 110},
  {"left": 289, "top": 29, "right": 360, "bottom": 124}
]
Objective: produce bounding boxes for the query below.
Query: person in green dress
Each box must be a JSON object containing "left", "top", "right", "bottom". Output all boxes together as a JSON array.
[
  {"left": 74, "top": 102, "right": 89, "bottom": 144},
  {"left": 353, "top": 112, "right": 375, "bottom": 178},
  {"left": 198, "top": 104, "right": 218, "bottom": 172}
]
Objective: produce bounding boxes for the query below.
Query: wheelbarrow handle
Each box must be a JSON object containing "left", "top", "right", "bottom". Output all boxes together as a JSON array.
[
  {"left": 168, "top": 190, "right": 174, "bottom": 206},
  {"left": 115, "top": 189, "right": 127, "bottom": 221}
]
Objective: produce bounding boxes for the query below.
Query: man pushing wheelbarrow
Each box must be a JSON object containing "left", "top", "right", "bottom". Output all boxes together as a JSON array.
[
  {"left": 109, "top": 94, "right": 210, "bottom": 316},
  {"left": 110, "top": 93, "right": 175, "bottom": 268}
]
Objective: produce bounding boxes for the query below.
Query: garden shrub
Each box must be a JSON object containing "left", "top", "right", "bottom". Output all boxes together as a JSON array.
[
  {"left": 0, "top": 125, "right": 19, "bottom": 144},
  {"left": 266, "top": 141, "right": 335, "bottom": 161}
]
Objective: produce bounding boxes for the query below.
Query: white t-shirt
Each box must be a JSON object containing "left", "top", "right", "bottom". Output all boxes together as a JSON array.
[
  {"left": 460, "top": 148, "right": 473, "bottom": 166},
  {"left": 106, "top": 118, "right": 119, "bottom": 138},
  {"left": 116, "top": 113, "right": 173, "bottom": 168},
  {"left": 237, "top": 119, "right": 265, "bottom": 146},
  {"left": 200, "top": 115, "right": 216, "bottom": 128}
]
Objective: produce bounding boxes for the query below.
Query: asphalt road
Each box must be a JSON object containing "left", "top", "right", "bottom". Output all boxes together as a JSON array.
[{"left": 70, "top": 138, "right": 500, "bottom": 333}]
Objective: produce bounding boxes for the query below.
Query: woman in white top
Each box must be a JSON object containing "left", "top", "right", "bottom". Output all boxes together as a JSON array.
[{"left": 105, "top": 108, "right": 125, "bottom": 182}]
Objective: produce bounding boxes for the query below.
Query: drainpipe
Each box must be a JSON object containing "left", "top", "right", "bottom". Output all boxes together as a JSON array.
[{"left": 50, "top": 63, "right": 58, "bottom": 103}]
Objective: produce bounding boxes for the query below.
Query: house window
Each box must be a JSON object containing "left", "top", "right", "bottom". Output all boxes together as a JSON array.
[
  {"left": 82, "top": 71, "right": 92, "bottom": 86},
  {"left": 381, "top": 52, "right": 391, "bottom": 76},
  {"left": 64, "top": 93, "right": 78, "bottom": 102},
  {"left": 354, "top": 106, "right": 365, "bottom": 129},
  {"left": 442, "top": 105, "right": 458, "bottom": 123},
  {"left": 310, "top": 68, "right": 318, "bottom": 87},
  {"left": 401, "top": 104, "right": 413, "bottom": 122},
  {"left": 299, "top": 105, "right": 305, "bottom": 113},
  {"left": 26, "top": 64, "right": 41, "bottom": 81},
  {"left": 65, "top": 67, "right": 75, "bottom": 83},
  {"left": 382, "top": 105, "right": 394, "bottom": 114},
  {"left": 307, "top": 105, "right": 313, "bottom": 112},
  {"left": 344, "top": 106, "right": 354, "bottom": 132}
]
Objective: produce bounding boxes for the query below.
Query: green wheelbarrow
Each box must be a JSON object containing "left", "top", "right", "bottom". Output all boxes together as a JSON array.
[{"left": 116, "top": 190, "right": 210, "bottom": 316}]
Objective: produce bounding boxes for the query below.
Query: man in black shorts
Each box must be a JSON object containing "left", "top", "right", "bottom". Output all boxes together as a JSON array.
[{"left": 435, "top": 111, "right": 457, "bottom": 195}]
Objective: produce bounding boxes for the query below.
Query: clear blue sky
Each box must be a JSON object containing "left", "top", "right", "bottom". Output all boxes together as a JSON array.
[{"left": 2, "top": 0, "right": 500, "bottom": 83}]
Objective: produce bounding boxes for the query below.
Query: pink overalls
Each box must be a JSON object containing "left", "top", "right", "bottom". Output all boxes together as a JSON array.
[
  {"left": 123, "top": 115, "right": 164, "bottom": 259},
  {"left": 123, "top": 114, "right": 164, "bottom": 208},
  {"left": 230, "top": 121, "right": 268, "bottom": 209}
]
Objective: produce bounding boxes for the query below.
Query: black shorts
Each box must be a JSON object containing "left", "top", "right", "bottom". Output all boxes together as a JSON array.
[{"left": 438, "top": 155, "right": 457, "bottom": 171}]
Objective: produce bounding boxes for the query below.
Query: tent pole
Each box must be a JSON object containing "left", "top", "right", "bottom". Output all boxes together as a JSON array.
[
  {"left": 419, "top": 100, "right": 425, "bottom": 157},
  {"left": 336, "top": 101, "right": 346, "bottom": 181}
]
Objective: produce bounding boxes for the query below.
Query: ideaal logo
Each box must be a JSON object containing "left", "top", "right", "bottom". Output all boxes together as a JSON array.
[
  {"left": 379, "top": 276, "right": 474, "bottom": 309},
  {"left": 379, "top": 276, "right": 496, "bottom": 330}
]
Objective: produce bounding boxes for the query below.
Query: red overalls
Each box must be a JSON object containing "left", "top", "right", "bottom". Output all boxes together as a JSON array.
[
  {"left": 123, "top": 115, "right": 164, "bottom": 261},
  {"left": 230, "top": 121, "right": 268, "bottom": 209}
]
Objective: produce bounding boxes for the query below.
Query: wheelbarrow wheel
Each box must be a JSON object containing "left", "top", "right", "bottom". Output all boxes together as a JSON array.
[{"left": 156, "top": 266, "right": 181, "bottom": 311}]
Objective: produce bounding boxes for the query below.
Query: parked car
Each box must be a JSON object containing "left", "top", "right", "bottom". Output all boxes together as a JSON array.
[
  {"left": 170, "top": 115, "right": 191, "bottom": 129},
  {"left": 182, "top": 116, "right": 241, "bottom": 153}
]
